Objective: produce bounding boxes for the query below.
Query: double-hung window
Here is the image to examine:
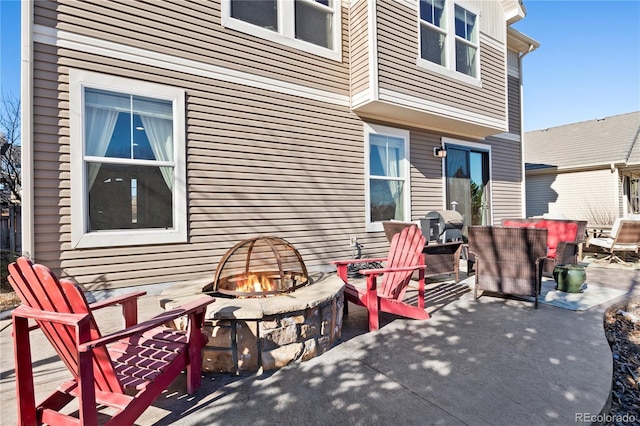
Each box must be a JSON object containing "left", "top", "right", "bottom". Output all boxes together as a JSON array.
[
  {"left": 418, "top": 0, "right": 480, "bottom": 83},
  {"left": 454, "top": 5, "right": 478, "bottom": 77},
  {"left": 365, "top": 124, "right": 411, "bottom": 232},
  {"left": 70, "top": 70, "right": 187, "bottom": 248},
  {"left": 221, "top": 0, "right": 341, "bottom": 61},
  {"left": 419, "top": 0, "right": 446, "bottom": 67}
]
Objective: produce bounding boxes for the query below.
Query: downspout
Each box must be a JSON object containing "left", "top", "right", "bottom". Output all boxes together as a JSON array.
[
  {"left": 21, "top": 1, "right": 34, "bottom": 258},
  {"left": 620, "top": 122, "right": 639, "bottom": 217},
  {"left": 518, "top": 43, "right": 535, "bottom": 218}
]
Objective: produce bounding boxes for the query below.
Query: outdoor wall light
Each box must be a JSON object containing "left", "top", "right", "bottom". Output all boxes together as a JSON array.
[{"left": 433, "top": 147, "right": 447, "bottom": 158}]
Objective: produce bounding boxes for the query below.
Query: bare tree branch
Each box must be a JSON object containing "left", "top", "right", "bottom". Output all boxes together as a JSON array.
[{"left": 0, "top": 92, "right": 21, "bottom": 203}]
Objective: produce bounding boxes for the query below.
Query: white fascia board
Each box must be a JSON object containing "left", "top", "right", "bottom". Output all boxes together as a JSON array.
[
  {"left": 491, "top": 132, "right": 521, "bottom": 142},
  {"left": 378, "top": 88, "right": 508, "bottom": 131}
]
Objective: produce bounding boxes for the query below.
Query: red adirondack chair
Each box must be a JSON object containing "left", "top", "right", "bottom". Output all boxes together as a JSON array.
[
  {"left": 7, "top": 257, "right": 214, "bottom": 426},
  {"left": 331, "top": 225, "right": 429, "bottom": 331}
]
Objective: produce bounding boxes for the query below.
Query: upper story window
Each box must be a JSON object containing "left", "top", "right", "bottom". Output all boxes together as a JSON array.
[
  {"left": 418, "top": 0, "right": 480, "bottom": 84},
  {"left": 222, "top": 0, "right": 341, "bottom": 61},
  {"left": 419, "top": 0, "right": 446, "bottom": 66},
  {"left": 454, "top": 5, "right": 478, "bottom": 77},
  {"left": 365, "top": 124, "right": 411, "bottom": 232},
  {"left": 70, "top": 70, "right": 187, "bottom": 248}
]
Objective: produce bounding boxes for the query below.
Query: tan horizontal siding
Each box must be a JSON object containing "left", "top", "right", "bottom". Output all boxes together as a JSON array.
[
  {"left": 525, "top": 174, "right": 555, "bottom": 218},
  {"left": 527, "top": 170, "right": 617, "bottom": 222},
  {"left": 508, "top": 75, "right": 521, "bottom": 134},
  {"left": 487, "top": 137, "right": 523, "bottom": 222},
  {"left": 30, "top": 0, "right": 519, "bottom": 291},
  {"left": 375, "top": 1, "right": 506, "bottom": 122},
  {"left": 409, "top": 130, "right": 447, "bottom": 216},
  {"left": 37, "top": 0, "right": 349, "bottom": 96},
  {"left": 30, "top": 40, "right": 376, "bottom": 290},
  {"left": 349, "top": 0, "right": 370, "bottom": 95}
]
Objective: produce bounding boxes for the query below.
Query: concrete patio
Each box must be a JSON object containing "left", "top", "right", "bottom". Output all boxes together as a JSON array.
[{"left": 1, "top": 262, "right": 638, "bottom": 425}]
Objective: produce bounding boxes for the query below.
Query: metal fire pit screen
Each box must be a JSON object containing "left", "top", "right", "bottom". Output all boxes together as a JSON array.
[{"left": 208, "top": 236, "right": 309, "bottom": 298}]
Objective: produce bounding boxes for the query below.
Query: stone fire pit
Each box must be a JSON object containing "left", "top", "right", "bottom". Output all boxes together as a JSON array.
[{"left": 160, "top": 273, "right": 344, "bottom": 374}]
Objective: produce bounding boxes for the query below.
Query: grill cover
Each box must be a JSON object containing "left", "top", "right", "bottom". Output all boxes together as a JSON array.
[{"left": 421, "top": 210, "right": 464, "bottom": 241}]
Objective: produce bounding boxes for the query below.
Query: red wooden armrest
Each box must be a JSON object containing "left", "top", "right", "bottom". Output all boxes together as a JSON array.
[
  {"left": 13, "top": 305, "right": 90, "bottom": 326},
  {"left": 359, "top": 264, "right": 426, "bottom": 276},
  {"left": 23, "top": 289, "right": 149, "bottom": 332},
  {"left": 80, "top": 296, "right": 214, "bottom": 351},
  {"left": 330, "top": 257, "right": 387, "bottom": 267},
  {"left": 88, "top": 291, "right": 147, "bottom": 310}
]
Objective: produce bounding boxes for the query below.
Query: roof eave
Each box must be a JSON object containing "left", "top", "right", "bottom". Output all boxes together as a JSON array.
[
  {"left": 525, "top": 160, "right": 633, "bottom": 174},
  {"left": 503, "top": 0, "right": 526, "bottom": 25},
  {"left": 507, "top": 27, "right": 540, "bottom": 54}
]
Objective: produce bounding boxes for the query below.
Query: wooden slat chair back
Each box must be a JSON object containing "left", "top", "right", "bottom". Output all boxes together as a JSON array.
[
  {"left": 378, "top": 225, "right": 425, "bottom": 300},
  {"left": 10, "top": 259, "right": 123, "bottom": 393},
  {"left": 8, "top": 257, "right": 214, "bottom": 426},
  {"left": 331, "top": 225, "right": 429, "bottom": 331}
]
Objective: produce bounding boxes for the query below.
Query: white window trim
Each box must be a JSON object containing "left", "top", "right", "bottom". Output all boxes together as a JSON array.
[
  {"left": 69, "top": 69, "right": 187, "bottom": 248},
  {"left": 365, "top": 124, "right": 411, "bottom": 232},
  {"left": 221, "top": 0, "right": 342, "bottom": 62},
  {"left": 417, "top": 0, "right": 481, "bottom": 87}
]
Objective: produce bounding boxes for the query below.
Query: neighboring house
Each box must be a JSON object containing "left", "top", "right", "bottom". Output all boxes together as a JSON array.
[
  {"left": 21, "top": 0, "right": 538, "bottom": 291},
  {"left": 524, "top": 111, "right": 640, "bottom": 225},
  {"left": 1, "top": 132, "right": 22, "bottom": 254}
]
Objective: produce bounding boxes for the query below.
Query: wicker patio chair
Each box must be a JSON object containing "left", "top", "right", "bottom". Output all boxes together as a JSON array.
[
  {"left": 501, "top": 218, "right": 588, "bottom": 276},
  {"left": 467, "top": 226, "right": 548, "bottom": 308}
]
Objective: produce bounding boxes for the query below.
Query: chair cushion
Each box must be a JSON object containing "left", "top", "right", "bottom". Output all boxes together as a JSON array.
[
  {"left": 502, "top": 220, "right": 537, "bottom": 228},
  {"left": 502, "top": 219, "right": 578, "bottom": 259},
  {"left": 536, "top": 220, "right": 578, "bottom": 258}
]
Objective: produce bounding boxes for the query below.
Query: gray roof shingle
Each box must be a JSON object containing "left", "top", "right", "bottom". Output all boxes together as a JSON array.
[{"left": 524, "top": 111, "right": 640, "bottom": 170}]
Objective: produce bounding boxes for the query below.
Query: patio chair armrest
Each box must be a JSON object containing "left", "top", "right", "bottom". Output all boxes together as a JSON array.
[
  {"left": 88, "top": 290, "right": 147, "bottom": 311},
  {"left": 12, "top": 305, "right": 90, "bottom": 327},
  {"left": 84, "top": 285, "right": 148, "bottom": 327},
  {"left": 80, "top": 296, "right": 215, "bottom": 352},
  {"left": 330, "top": 257, "right": 387, "bottom": 267},
  {"left": 359, "top": 265, "right": 426, "bottom": 276}
]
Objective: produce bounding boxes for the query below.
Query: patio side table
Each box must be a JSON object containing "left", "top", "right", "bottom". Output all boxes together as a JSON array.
[
  {"left": 553, "top": 264, "right": 587, "bottom": 293},
  {"left": 423, "top": 241, "right": 463, "bottom": 282}
]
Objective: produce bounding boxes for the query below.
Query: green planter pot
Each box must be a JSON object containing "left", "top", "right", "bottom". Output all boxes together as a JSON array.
[{"left": 553, "top": 264, "right": 586, "bottom": 293}]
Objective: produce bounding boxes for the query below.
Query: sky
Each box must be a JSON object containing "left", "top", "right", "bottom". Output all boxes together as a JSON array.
[
  {"left": 0, "top": 0, "right": 20, "bottom": 102},
  {"left": 512, "top": 0, "right": 640, "bottom": 131},
  {"left": 1, "top": 0, "right": 639, "bottom": 133}
]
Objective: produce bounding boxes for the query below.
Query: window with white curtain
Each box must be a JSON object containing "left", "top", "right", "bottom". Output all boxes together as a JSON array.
[
  {"left": 222, "top": 0, "right": 341, "bottom": 61},
  {"left": 365, "top": 124, "right": 411, "bottom": 232},
  {"left": 70, "top": 70, "right": 186, "bottom": 248},
  {"left": 418, "top": 0, "right": 480, "bottom": 83}
]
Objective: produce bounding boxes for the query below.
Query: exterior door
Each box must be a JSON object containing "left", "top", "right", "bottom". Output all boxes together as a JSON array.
[{"left": 445, "top": 145, "right": 490, "bottom": 236}]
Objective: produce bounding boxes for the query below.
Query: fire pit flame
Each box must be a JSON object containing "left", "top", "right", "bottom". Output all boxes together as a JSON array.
[
  {"left": 244, "top": 273, "right": 277, "bottom": 293},
  {"left": 204, "top": 236, "right": 309, "bottom": 298}
]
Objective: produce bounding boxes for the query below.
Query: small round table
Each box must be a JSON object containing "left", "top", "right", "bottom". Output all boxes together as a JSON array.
[{"left": 553, "top": 264, "right": 587, "bottom": 293}]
